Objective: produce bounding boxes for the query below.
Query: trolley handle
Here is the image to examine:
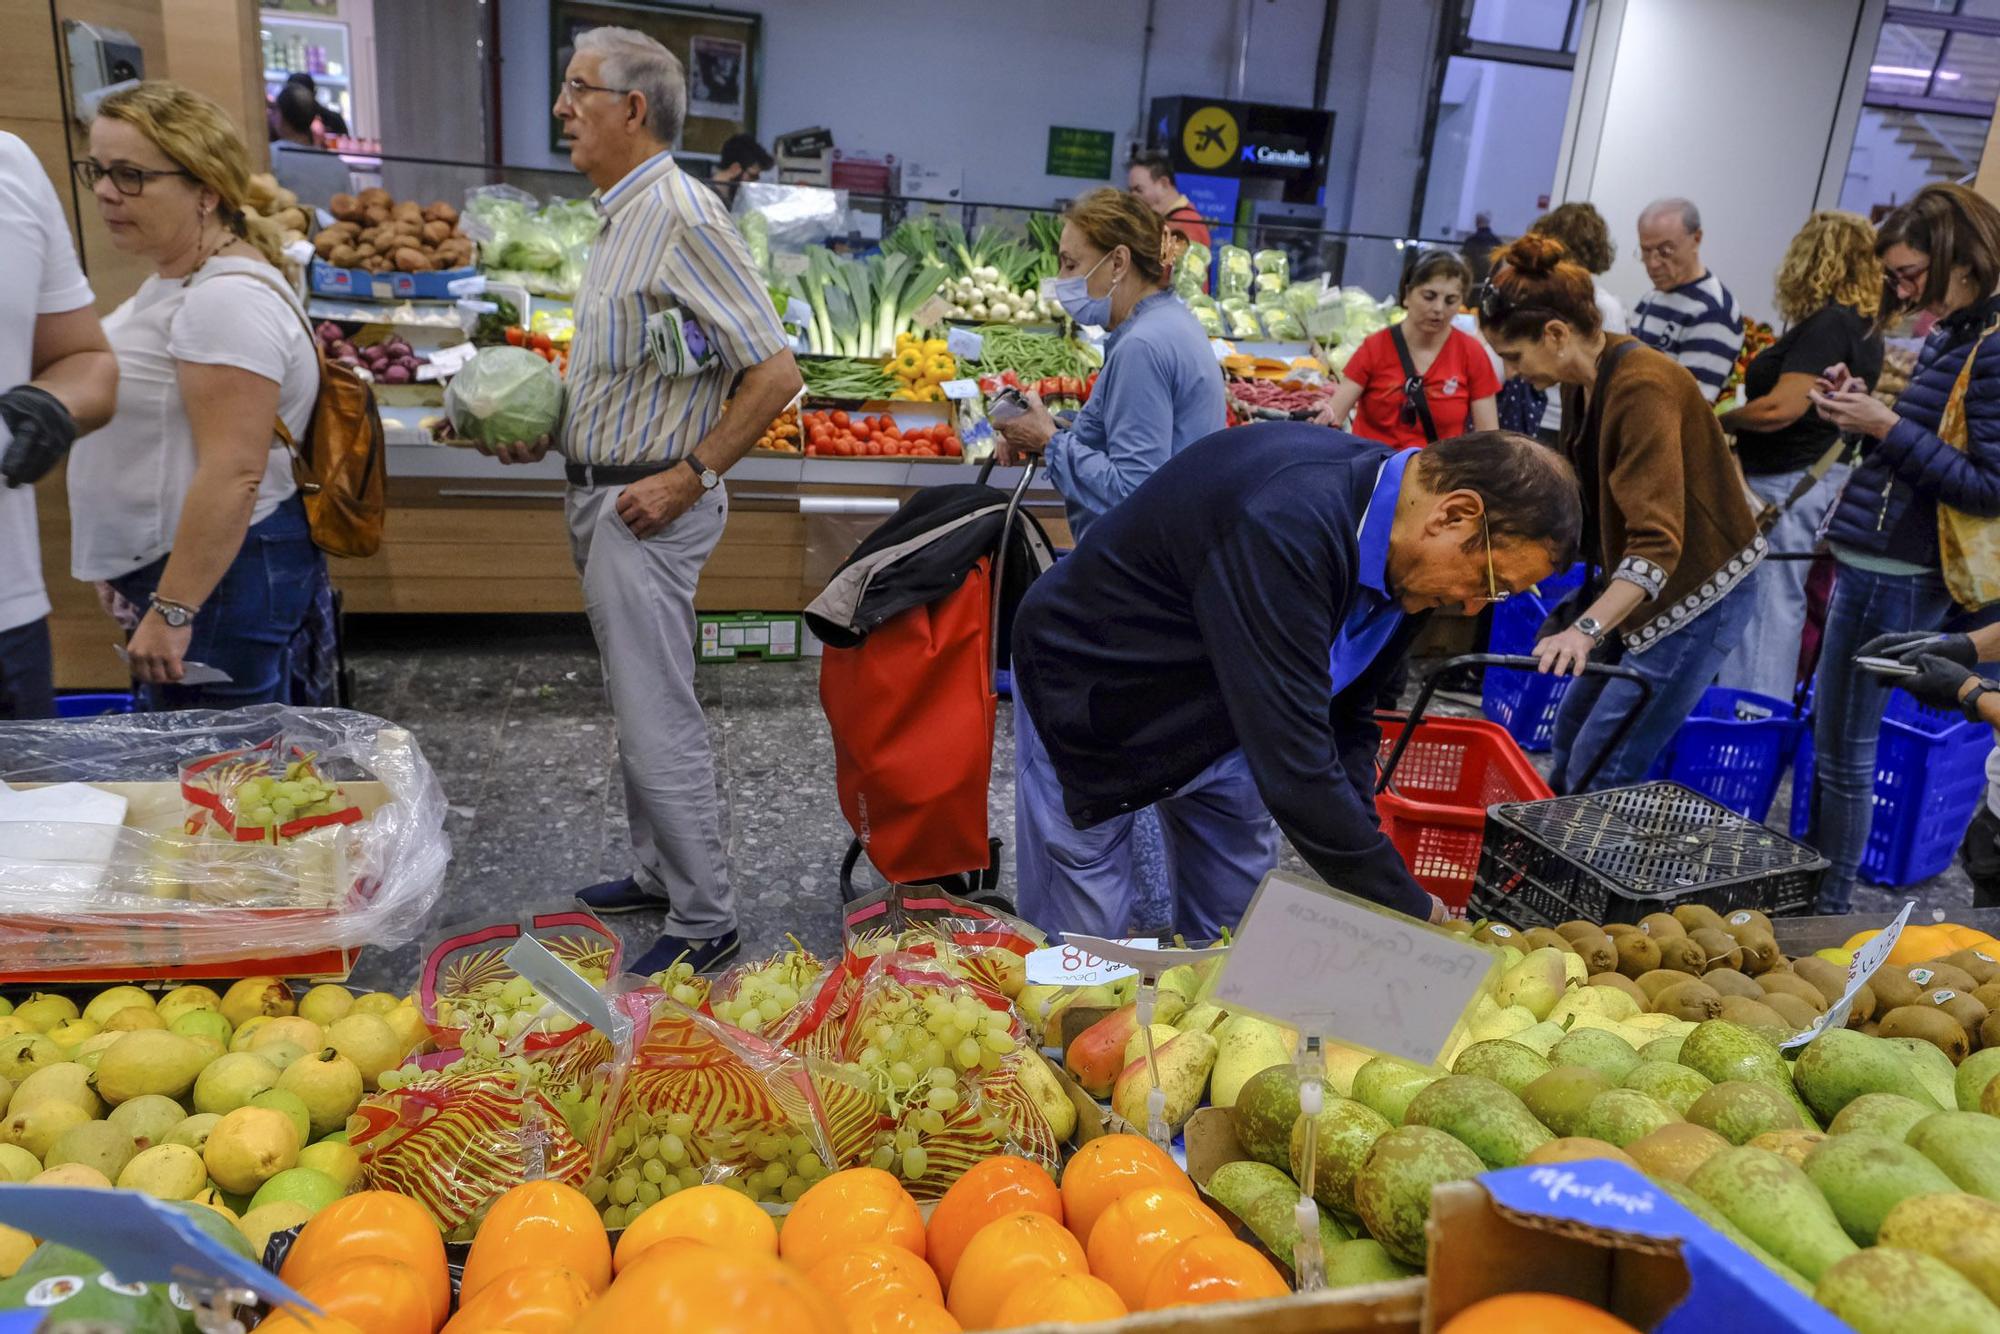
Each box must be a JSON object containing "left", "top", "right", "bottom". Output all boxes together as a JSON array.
[
  {"left": 1375, "top": 652, "right": 1655, "bottom": 797},
  {"left": 985, "top": 458, "right": 1040, "bottom": 677}
]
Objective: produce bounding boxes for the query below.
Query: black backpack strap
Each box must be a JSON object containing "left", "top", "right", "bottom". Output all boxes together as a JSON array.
[{"left": 1390, "top": 323, "right": 1440, "bottom": 444}]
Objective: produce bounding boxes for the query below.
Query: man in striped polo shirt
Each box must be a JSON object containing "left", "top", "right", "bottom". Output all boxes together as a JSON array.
[
  {"left": 488, "top": 25, "right": 801, "bottom": 974},
  {"left": 1630, "top": 197, "right": 1743, "bottom": 402}
]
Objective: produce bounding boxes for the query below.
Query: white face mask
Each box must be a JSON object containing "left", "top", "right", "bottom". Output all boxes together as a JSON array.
[{"left": 1051, "top": 252, "right": 1116, "bottom": 326}]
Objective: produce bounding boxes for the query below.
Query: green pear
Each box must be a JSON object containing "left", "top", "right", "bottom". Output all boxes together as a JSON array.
[
  {"left": 11, "top": 995, "right": 78, "bottom": 1033},
  {"left": 1680, "top": 1020, "right": 1817, "bottom": 1125},
  {"left": 1955, "top": 1047, "right": 2000, "bottom": 1112},
  {"left": 1687, "top": 1081, "right": 1805, "bottom": 1145},
  {"left": 168, "top": 1009, "right": 233, "bottom": 1048},
  {"left": 0, "top": 1099, "right": 92, "bottom": 1160},
  {"left": 1208, "top": 1014, "right": 1293, "bottom": 1108},
  {"left": 1326, "top": 1238, "right": 1418, "bottom": 1287},
  {"left": 81, "top": 986, "right": 154, "bottom": 1027},
  {"left": 1794, "top": 1028, "right": 1944, "bottom": 1123},
  {"left": 1830, "top": 1092, "right": 1938, "bottom": 1140},
  {"left": 296, "top": 985, "right": 356, "bottom": 1028},
  {"left": 1906, "top": 1112, "right": 2000, "bottom": 1202},
  {"left": 1640, "top": 1035, "right": 1687, "bottom": 1065},
  {"left": 1509, "top": 1021, "right": 1570, "bottom": 1057},
  {"left": 248, "top": 1166, "right": 343, "bottom": 1217},
  {"left": 276, "top": 1050, "right": 364, "bottom": 1139},
  {"left": 296, "top": 1140, "right": 362, "bottom": 1194},
  {"left": 1690, "top": 1146, "right": 1858, "bottom": 1281},
  {"left": 1109, "top": 1030, "right": 1216, "bottom": 1132},
  {"left": 1577, "top": 1089, "right": 1680, "bottom": 1148},
  {"left": 0, "top": 1034, "right": 60, "bottom": 1084},
  {"left": 43, "top": 1122, "right": 136, "bottom": 1183},
  {"left": 1353, "top": 1125, "right": 1484, "bottom": 1266},
  {"left": 1658, "top": 1180, "right": 1810, "bottom": 1291},
  {"left": 163, "top": 1113, "right": 222, "bottom": 1153},
  {"left": 248, "top": 1090, "right": 310, "bottom": 1152},
  {"left": 1883, "top": 1037, "right": 1959, "bottom": 1111},
  {"left": 1232, "top": 1064, "right": 1305, "bottom": 1169},
  {"left": 153, "top": 985, "right": 223, "bottom": 1027},
  {"left": 8, "top": 1062, "right": 104, "bottom": 1119},
  {"left": 1813, "top": 1246, "right": 2000, "bottom": 1334},
  {"left": 1878, "top": 1193, "right": 2000, "bottom": 1305},
  {"left": 1548, "top": 1028, "right": 1640, "bottom": 1083},
  {"left": 106, "top": 1095, "right": 188, "bottom": 1150},
  {"left": 1522, "top": 1065, "right": 1613, "bottom": 1138},
  {"left": 0, "top": 1144, "right": 39, "bottom": 1182},
  {"left": 116, "top": 1142, "right": 207, "bottom": 1200},
  {"left": 1452, "top": 1040, "right": 1551, "bottom": 1096},
  {"left": 1290, "top": 1097, "right": 1395, "bottom": 1223},
  {"left": 1403, "top": 1074, "right": 1552, "bottom": 1168},
  {"left": 91, "top": 1031, "right": 207, "bottom": 1104},
  {"left": 1494, "top": 947, "right": 1570, "bottom": 1020},
  {"left": 1619, "top": 1061, "right": 1711, "bottom": 1116},
  {"left": 192, "top": 1053, "right": 280, "bottom": 1116},
  {"left": 1802, "top": 1133, "right": 1959, "bottom": 1245},
  {"left": 1350, "top": 1056, "right": 1438, "bottom": 1127}
]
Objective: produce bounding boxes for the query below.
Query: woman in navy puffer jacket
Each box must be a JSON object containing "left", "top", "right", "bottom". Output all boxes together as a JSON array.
[{"left": 1807, "top": 183, "right": 2000, "bottom": 912}]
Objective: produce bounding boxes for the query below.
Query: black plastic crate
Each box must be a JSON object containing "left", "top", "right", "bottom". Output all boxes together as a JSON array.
[{"left": 1468, "top": 781, "right": 1826, "bottom": 928}]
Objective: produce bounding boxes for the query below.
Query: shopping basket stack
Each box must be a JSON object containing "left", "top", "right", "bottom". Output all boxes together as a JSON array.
[
  {"left": 1480, "top": 563, "right": 1584, "bottom": 751},
  {"left": 1375, "top": 713, "right": 1552, "bottom": 911},
  {"left": 1469, "top": 782, "right": 1827, "bottom": 928},
  {"left": 1645, "top": 687, "right": 1805, "bottom": 823}
]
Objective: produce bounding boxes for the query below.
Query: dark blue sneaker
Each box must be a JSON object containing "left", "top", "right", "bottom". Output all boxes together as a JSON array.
[
  {"left": 577, "top": 876, "right": 667, "bottom": 915},
  {"left": 628, "top": 929, "right": 741, "bottom": 977}
]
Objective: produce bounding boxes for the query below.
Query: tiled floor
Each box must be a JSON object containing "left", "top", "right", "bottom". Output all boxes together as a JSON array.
[{"left": 340, "top": 617, "right": 1980, "bottom": 991}]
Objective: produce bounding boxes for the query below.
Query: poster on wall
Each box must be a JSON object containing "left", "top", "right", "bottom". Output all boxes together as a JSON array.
[{"left": 687, "top": 35, "right": 745, "bottom": 121}]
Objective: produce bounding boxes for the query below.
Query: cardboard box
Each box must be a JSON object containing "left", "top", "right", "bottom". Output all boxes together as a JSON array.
[
  {"left": 309, "top": 259, "right": 480, "bottom": 301},
  {"left": 1425, "top": 1162, "right": 1846, "bottom": 1334},
  {"left": 1009, "top": 1282, "right": 1422, "bottom": 1334}
]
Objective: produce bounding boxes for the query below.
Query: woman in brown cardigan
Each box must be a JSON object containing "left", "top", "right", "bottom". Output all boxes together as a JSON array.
[{"left": 1478, "top": 233, "right": 1766, "bottom": 792}]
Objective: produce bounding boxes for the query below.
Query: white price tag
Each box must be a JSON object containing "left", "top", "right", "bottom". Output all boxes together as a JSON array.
[
  {"left": 774, "top": 252, "right": 810, "bottom": 278},
  {"left": 421, "top": 342, "right": 479, "bottom": 379},
  {"left": 946, "top": 327, "right": 983, "bottom": 361},
  {"left": 1210, "top": 871, "right": 1496, "bottom": 1067},
  {"left": 505, "top": 937, "right": 629, "bottom": 1045},
  {"left": 915, "top": 294, "right": 952, "bottom": 328},
  {"left": 940, "top": 378, "right": 981, "bottom": 400},
  {"left": 455, "top": 298, "right": 499, "bottom": 315},
  {"left": 446, "top": 273, "right": 489, "bottom": 297},
  {"left": 1025, "top": 938, "right": 1160, "bottom": 987},
  {"left": 1781, "top": 901, "right": 1914, "bottom": 1049},
  {"left": 783, "top": 296, "right": 812, "bottom": 328}
]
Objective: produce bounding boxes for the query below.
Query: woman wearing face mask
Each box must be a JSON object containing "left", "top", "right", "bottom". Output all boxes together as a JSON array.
[
  {"left": 992, "top": 188, "right": 1226, "bottom": 540},
  {"left": 1314, "top": 250, "right": 1499, "bottom": 447},
  {"left": 67, "top": 82, "right": 324, "bottom": 708},
  {"left": 1802, "top": 183, "right": 2000, "bottom": 914},
  {"left": 1478, "top": 234, "right": 1764, "bottom": 793}
]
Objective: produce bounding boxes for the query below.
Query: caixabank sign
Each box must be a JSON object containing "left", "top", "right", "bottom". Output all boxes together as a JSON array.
[{"left": 1150, "top": 96, "right": 1333, "bottom": 187}]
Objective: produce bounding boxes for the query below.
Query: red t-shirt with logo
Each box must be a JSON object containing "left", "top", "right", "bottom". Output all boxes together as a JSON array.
[{"left": 1341, "top": 326, "right": 1500, "bottom": 450}]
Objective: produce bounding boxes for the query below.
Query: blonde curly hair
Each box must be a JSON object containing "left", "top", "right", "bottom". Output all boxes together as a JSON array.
[
  {"left": 1774, "top": 211, "right": 1881, "bottom": 324},
  {"left": 97, "top": 81, "right": 288, "bottom": 270}
]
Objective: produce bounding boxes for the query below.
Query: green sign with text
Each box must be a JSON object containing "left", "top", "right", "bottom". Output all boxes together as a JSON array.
[{"left": 1046, "top": 126, "right": 1115, "bottom": 180}]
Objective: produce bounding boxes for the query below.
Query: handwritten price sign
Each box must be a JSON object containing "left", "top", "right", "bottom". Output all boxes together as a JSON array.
[{"left": 1024, "top": 938, "right": 1160, "bottom": 987}]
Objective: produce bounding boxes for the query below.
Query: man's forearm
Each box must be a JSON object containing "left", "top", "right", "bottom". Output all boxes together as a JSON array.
[
  {"left": 35, "top": 348, "right": 118, "bottom": 434},
  {"left": 692, "top": 352, "right": 802, "bottom": 475}
]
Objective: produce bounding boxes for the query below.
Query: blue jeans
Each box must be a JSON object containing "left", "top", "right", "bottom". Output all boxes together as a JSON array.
[
  {"left": 1014, "top": 701, "right": 1278, "bottom": 942},
  {"left": 109, "top": 496, "right": 325, "bottom": 711},
  {"left": 1715, "top": 465, "right": 1847, "bottom": 701},
  {"left": 1550, "top": 578, "right": 1756, "bottom": 793},
  {"left": 1809, "top": 560, "right": 1955, "bottom": 912},
  {"left": 0, "top": 618, "right": 53, "bottom": 720}
]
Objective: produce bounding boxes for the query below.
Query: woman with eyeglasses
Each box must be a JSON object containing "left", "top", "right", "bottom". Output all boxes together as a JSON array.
[
  {"left": 1314, "top": 250, "right": 1499, "bottom": 448},
  {"left": 1477, "top": 233, "right": 1765, "bottom": 792},
  {"left": 1798, "top": 182, "right": 2000, "bottom": 914},
  {"left": 66, "top": 82, "right": 325, "bottom": 708}
]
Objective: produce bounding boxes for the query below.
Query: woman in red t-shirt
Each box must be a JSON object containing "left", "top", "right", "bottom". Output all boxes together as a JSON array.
[{"left": 1316, "top": 250, "right": 1499, "bottom": 448}]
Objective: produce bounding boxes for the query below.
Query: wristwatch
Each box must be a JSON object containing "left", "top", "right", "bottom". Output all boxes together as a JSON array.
[
  {"left": 149, "top": 592, "right": 199, "bottom": 628},
  {"left": 1573, "top": 615, "right": 1607, "bottom": 644},
  {"left": 1963, "top": 678, "right": 2000, "bottom": 723},
  {"left": 682, "top": 455, "right": 720, "bottom": 490}
]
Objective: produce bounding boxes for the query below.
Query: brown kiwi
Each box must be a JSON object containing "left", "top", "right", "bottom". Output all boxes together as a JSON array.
[
  {"left": 1603, "top": 922, "right": 1641, "bottom": 938},
  {"left": 1442, "top": 919, "right": 1478, "bottom": 936},
  {"left": 1717, "top": 995, "right": 1791, "bottom": 1033},
  {"left": 1589, "top": 972, "right": 1651, "bottom": 1009},
  {"left": 1870, "top": 968, "right": 1926, "bottom": 1011},
  {"left": 1928, "top": 988, "right": 1990, "bottom": 1038},
  {"left": 1673, "top": 903, "right": 1729, "bottom": 934},
  {"left": 1690, "top": 928, "right": 1744, "bottom": 973},
  {"left": 1877, "top": 1004, "right": 1971, "bottom": 1063},
  {"left": 1722, "top": 907, "right": 1775, "bottom": 937},
  {"left": 1982, "top": 1010, "right": 2000, "bottom": 1051},
  {"left": 1522, "top": 927, "right": 1579, "bottom": 955},
  {"left": 1472, "top": 922, "right": 1524, "bottom": 948},
  {"left": 1911, "top": 962, "right": 1979, "bottom": 995},
  {"left": 1655, "top": 979, "right": 1725, "bottom": 1020},
  {"left": 1638, "top": 912, "right": 1686, "bottom": 940},
  {"left": 1858, "top": 1020, "right": 1881, "bottom": 1036},
  {"left": 1791, "top": 957, "right": 1849, "bottom": 1006},
  {"left": 1945, "top": 949, "right": 2000, "bottom": 985},
  {"left": 1616, "top": 933, "right": 1663, "bottom": 979},
  {"left": 1974, "top": 979, "right": 2000, "bottom": 1013},
  {"left": 1760, "top": 992, "right": 1820, "bottom": 1032},
  {"left": 1635, "top": 969, "right": 1693, "bottom": 1002},
  {"left": 1847, "top": 982, "right": 1878, "bottom": 1026},
  {"left": 1729, "top": 929, "right": 1784, "bottom": 976},
  {"left": 1703, "top": 969, "right": 1765, "bottom": 1001},
  {"left": 1659, "top": 937, "right": 1709, "bottom": 975},
  {"left": 1757, "top": 972, "right": 1830, "bottom": 1013},
  {"left": 1571, "top": 930, "right": 1617, "bottom": 975},
  {"left": 1556, "top": 920, "right": 1603, "bottom": 943}
]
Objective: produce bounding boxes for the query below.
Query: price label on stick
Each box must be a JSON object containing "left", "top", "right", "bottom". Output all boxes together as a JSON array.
[
  {"left": 915, "top": 295, "right": 953, "bottom": 328},
  {"left": 1025, "top": 938, "right": 1161, "bottom": 987},
  {"left": 946, "top": 327, "right": 983, "bottom": 361},
  {"left": 939, "top": 378, "right": 982, "bottom": 401},
  {"left": 505, "top": 936, "right": 630, "bottom": 1045},
  {"left": 1781, "top": 900, "right": 1915, "bottom": 1050},
  {"left": 1209, "top": 871, "right": 1496, "bottom": 1067}
]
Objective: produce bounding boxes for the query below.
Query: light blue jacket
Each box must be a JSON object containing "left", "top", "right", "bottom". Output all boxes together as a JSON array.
[{"left": 1046, "top": 291, "right": 1227, "bottom": 538}]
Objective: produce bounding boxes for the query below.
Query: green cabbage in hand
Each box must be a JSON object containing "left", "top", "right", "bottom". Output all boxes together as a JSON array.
[{"left": 445, "top": 346, "right": 565, "bottom": 445}]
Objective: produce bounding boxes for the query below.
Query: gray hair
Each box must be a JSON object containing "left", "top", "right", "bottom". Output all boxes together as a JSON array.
[
  {"left": 1641, "top": 197, "right": 1701, "bottom": 235},
  {"left": 574, "top": 26, "right": 685, "bottom": 146}
]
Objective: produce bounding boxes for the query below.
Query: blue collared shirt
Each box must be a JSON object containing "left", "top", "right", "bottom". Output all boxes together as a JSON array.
[{"left": 1330, "top": 448, "right": 1412, "bottom": 695}]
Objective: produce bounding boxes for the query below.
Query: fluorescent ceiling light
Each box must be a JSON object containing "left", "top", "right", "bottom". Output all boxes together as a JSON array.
[{"left": 1872, "top": 64, "right": 1960, "bottom": 79}]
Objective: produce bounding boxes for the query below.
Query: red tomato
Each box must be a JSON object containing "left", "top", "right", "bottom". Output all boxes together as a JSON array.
[
  {"left": 944, "top": 437, "right": 963, "bottom": 457},
  {"left": 832, "top": 410, "right": 851, "bottom": 428}
]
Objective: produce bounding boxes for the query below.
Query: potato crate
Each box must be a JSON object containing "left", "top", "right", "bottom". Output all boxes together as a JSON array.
[
  {"left": 1467, "top": 781, "right": 1826, "bottom": 928},
  {"left": 697, "top": 612, "right": 803, "bottom": 663}
]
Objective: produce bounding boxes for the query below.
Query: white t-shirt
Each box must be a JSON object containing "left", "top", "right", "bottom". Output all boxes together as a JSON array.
[
  {"left": 0, "top": 133, "right": 96, "bottom": 632},
  {"left": 69, "top": 257, "right": 315, "bottom": 581}
]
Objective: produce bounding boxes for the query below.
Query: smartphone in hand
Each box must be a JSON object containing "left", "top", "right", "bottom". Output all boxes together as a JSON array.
[{"left": 1856, "top": 655, "right": 1919, "bottom": 678}]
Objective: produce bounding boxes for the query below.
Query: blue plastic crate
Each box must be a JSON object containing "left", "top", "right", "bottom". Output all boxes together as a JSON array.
[
  {"left": 1646, "top": 687, "right": 1803, "bottom": 822},
  {"left": 1789, "top": 691, "right": 1996, "bottom": 885},
  {"left": 55, "top": 693, "right": 133, "bottom": 719},
  {"left": 1480, "top": 563, "right": 1585, "bottom": 752}
]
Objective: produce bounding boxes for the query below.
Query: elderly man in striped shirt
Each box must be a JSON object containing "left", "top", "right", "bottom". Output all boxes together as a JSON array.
[
  {"left": 487, "top": 25, "right": 802, "bottom": 974},
  {"left": 1630, "top": 197, "right": 1744, "bottom": 403}
]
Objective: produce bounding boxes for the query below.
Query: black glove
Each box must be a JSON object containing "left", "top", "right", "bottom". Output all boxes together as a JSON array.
[
  {"left": 0, "top": 384, "right": 78, "bottom": 489},
  {"left": 1902, "top": 652, "right": 1980, "bottom": 712},
  {"left": 1860, "top": 629, "right": 1975, "bottom": 667}
]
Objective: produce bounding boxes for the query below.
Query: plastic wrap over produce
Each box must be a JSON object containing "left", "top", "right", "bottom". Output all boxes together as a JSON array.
[
  {"left": 0, "top": 705, "right": 449, "bottom": 971},
  {"left": 733, "top": 181, "right": 849, "bottom": 253}
]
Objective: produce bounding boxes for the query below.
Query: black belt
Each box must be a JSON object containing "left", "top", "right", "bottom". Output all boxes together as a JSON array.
[{"left": 565, "top": 460, "right": 682, "bottom": 487}]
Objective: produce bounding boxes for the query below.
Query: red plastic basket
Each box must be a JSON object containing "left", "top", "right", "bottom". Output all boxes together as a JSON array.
[{"left": 1376, "top": 714, "right": 1553, "bottom": 910}]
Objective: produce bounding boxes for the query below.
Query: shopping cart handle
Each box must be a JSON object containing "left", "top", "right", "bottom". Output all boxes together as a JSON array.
[{"left": 1375, "top": 652, "right": 1655, "bottom": 796}]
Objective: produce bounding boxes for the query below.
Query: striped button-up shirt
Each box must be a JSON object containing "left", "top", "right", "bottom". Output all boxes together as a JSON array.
[{"left": 562, "top": 150, "right": 788, "bottom": 466}]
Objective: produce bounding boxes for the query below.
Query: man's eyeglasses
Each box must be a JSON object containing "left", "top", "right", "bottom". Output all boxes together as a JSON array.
[
  {"left": 560, "top": 77, "right": 630, "bottom": 100},
  {"left": 73, "top": 159, "right": 193, "bottom": 196},
  {"left": 1479, "top": 514, "right": 1510, "bottom": 605}
]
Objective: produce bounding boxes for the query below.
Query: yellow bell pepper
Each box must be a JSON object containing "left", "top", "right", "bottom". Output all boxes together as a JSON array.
[
  {"left": 925, "top": 353, "right": 958, "bottom": 381},
  {"left": 921, "top": 338, "right": 949, "bottom": 358}
]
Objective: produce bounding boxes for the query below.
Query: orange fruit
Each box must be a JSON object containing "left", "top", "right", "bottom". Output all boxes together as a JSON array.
[
  {"left": 926, "top": 1155, "right": 1063, "bottom": 1290},
  {"left": 252, "top": 1315, "right": 365, "bottom": 1334},
  {"left": 291, "top": 1257, "right": 431, "bottom": 1334},
  {"left": 574, "top": 1238, "right": 843, "bottom": 1334},
  {"left": 442, "top": 1265, "right": 597, "bottom": 1334},
  {"left": 1946, "top": 925, "right": 1999, "bottom": 951},
  {"left": 1439, "top": 1292, "right": 1642, "bottom": 1333},
  {"left": 614, "top": 1183, "right": 778, "bottom": 1272},
  {"left": 1085, "top": 1184, "right": 1229, "bottom": 1309},
  {"left": 1140, "top": 1234, "right": 1289, "bottom": 1309},
  {"left": 944, "top": 1210, "right": 1087, "bottom": 1329},
  {"left": 847, "top": 1294, "right": 962, "bottom": 1334},
  {"left": 779, "top": 1167, "right": 925, "bottom": 1271},
  {"left": 1886, "top": 924, "right": 1961, "bottom": 967},
  {"left": 460, "top": 1179, "right": 611, "bottom": 1300},
  {"left": 278, "top": 1191, "right": 450, "bottom": 1332},
  {"left": 806, "top": 1242, "right": 944, "bottom": 1307},
  {"left": 990, "top": 1273, "right": 1128, "bottom": 1327},
  {"left": 1058, "top": 1133, "right": 1194, "bottom": 1247}
]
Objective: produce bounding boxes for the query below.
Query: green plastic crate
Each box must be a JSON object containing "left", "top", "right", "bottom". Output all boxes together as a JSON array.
[{"left": 697, "top": 612, "right": 804, "bottom": 662}]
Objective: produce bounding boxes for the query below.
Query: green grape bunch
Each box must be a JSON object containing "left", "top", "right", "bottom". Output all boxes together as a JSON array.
[
  {"left": 228, "top": 757, "right": 346, "bottom": 830},
  {"left": 582, "top": 1109, "right": 832, "bottom": 1229},
  {"left": 711, "top": 940, "right": 824, "bottom": 1035},
  {"left": 647, "top": 958, "right": 711, "bottom": 1009}
]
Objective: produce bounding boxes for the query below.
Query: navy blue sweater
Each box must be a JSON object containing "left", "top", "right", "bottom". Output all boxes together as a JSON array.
[
  {"left": 1010, "top": 423, "right": 1431, "bottom": 919},
  {"left": 1826, "top": 293, "right": 2000, "bottom": 564}
]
